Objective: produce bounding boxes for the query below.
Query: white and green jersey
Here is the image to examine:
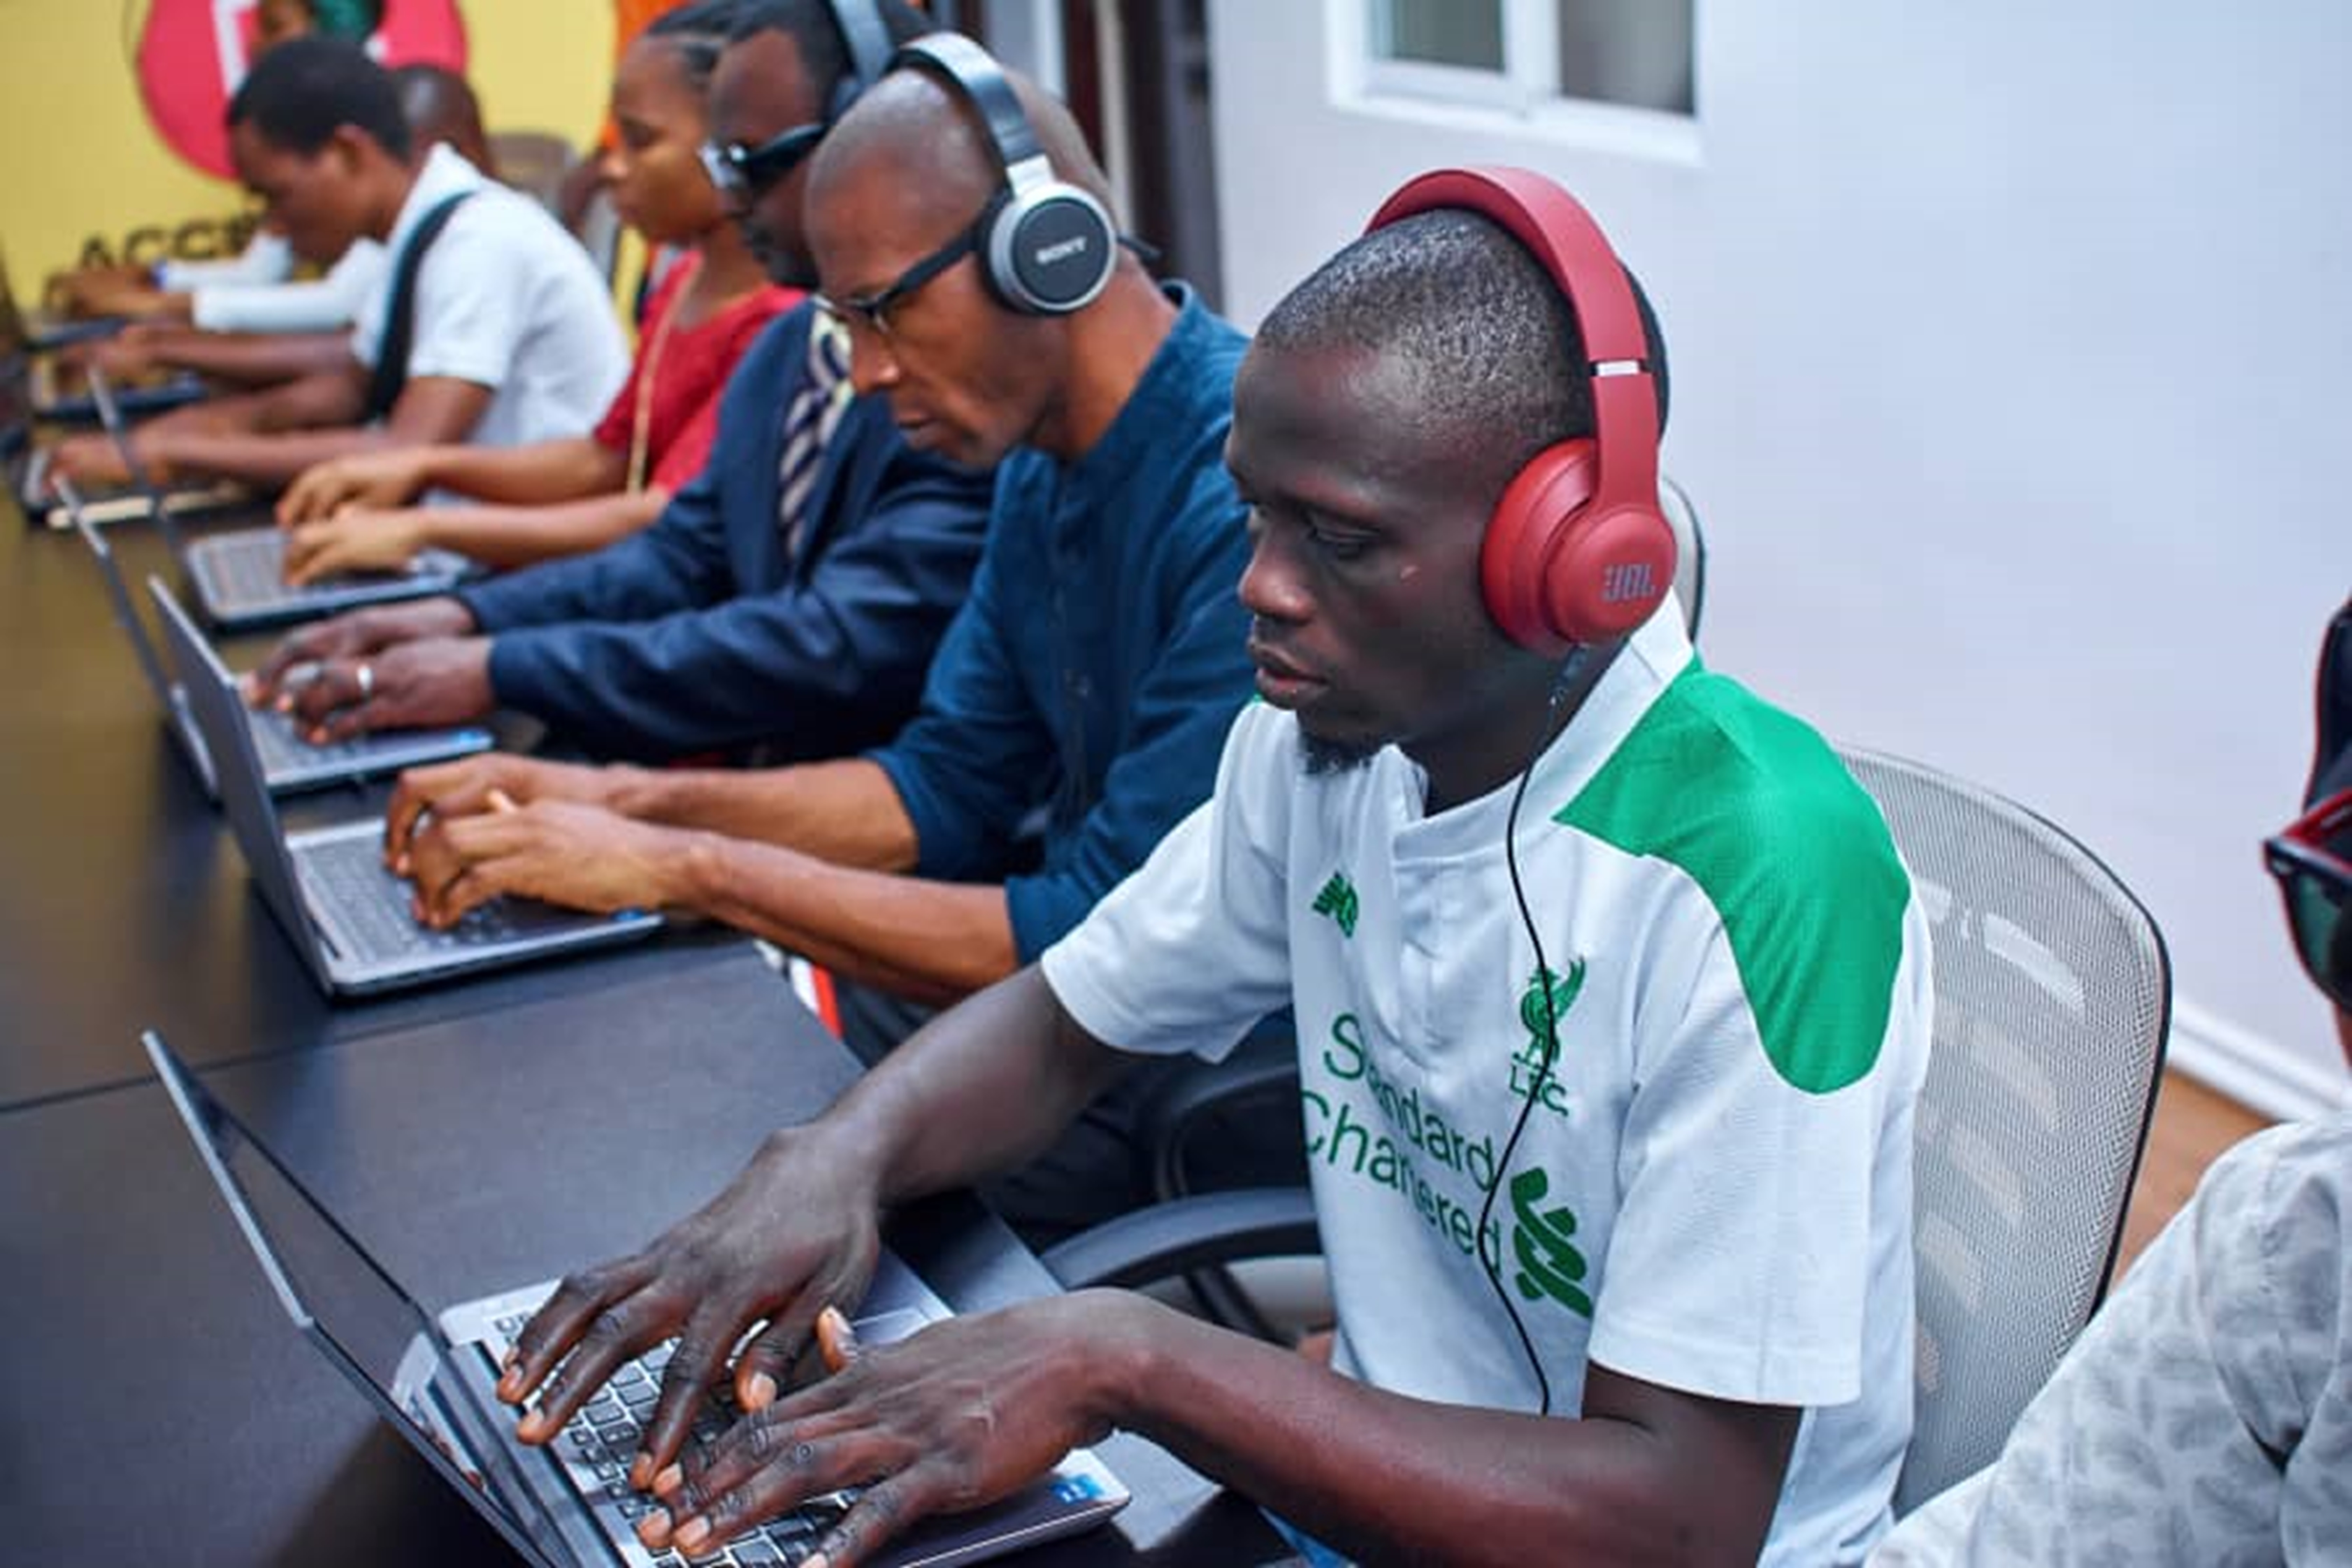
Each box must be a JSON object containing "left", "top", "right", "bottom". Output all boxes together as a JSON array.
[{"left": 1042, "top": 601, "right": 1934, "bottom": 1565}]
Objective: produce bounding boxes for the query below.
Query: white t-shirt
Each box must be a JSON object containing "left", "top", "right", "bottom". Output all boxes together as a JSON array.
[
  {"left": 190, "top": 238, "right": 386, "bottom": 335},
  {"left": 349, "top": 145, "right": 627, "bottom": 450},
  {"left": 155, "top": 231, "right": 294, "bottom": 292},
  {"left": 1043, "top": 599, "right": 1935, "bottom": 1566}
]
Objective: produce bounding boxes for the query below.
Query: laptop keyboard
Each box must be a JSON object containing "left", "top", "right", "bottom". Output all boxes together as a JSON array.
[
  {"left": 299, "top": 830, "right": 556, "bottom": 965},
  {"left": 247, "top": 705, "right": 407, "bottom": 776},
  {"left": 190, "top": 530, "right": 303, "bottom": 612},
  {"left": 494, "top": 1312, "right": 853, "bottom": 1567},
  {"left": 189, "top": 530, "right": 464, "bottom": 616}
]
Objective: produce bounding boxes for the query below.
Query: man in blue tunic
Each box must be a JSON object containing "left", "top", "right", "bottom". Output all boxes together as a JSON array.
[{"left": 385, "top": 41, "right": 1284, "bottom": 1235}]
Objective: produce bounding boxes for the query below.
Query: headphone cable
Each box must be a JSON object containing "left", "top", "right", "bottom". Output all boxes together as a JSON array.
[{"left": 1474, "top": 643, "right": 1595, "bottom": 1418}]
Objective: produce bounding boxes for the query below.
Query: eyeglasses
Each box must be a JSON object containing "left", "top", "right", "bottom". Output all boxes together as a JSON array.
[
  {"left": 698, "top": 120, "right": 826, "bottom": 203},
  {"left": 813, "top": 199, "right": 999, "bottom": 339},
  {"left": 2265, "top": 786, "right": 2352, "bottom": 1011}
]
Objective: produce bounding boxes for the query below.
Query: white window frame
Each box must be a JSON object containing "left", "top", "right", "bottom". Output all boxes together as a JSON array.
[{"left": 1334, "top": 0, "right": 1701, "bottom": 164}]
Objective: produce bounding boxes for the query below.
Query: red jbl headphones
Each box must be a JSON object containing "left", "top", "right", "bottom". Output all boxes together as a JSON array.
[{"left": 1366, "top": 168, "right": 1673, "bottom": 656}]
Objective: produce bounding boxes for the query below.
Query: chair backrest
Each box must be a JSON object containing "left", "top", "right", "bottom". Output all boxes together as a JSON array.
[
  {"left": 1837, "top": 747, "right": 2171, "bottom": 1515},
  {"left": 1659, "top": 473, "right": 1706, "bottom": 640},
  {"left": 486, "top": 129, "right": 578, "bottom": 214}
]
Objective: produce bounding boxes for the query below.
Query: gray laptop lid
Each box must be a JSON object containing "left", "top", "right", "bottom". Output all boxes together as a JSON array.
[
  {"left": 76, "top": 496, "right": 491, "bottom": 796},
  {"left": 145, "top": 1029, "right": 1129, "bottom": 1568},
  {"left": 62, "top": 482, "right": 221, "bottom": 794},
  {"left": 142, "top": 1029, "right": 575, "bottom": 1567},
  {"left": 147, "top": 572, "right": 340, "bottom": 987},
  {"left": 84, "top": 363, "right": 471, "bottom": 627}
]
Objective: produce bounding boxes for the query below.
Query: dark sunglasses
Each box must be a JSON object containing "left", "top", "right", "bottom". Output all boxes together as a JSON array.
[
  {"left": 698, "top": 120, "right": 826, "bottom": 202},
  {"left": 2265, "top": 785, "right": 2352, "bottom": 1011}
]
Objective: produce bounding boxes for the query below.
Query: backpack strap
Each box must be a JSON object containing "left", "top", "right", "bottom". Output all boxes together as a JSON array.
[{"left": 362, "top": 190, "right": 473, "bottom": 423}]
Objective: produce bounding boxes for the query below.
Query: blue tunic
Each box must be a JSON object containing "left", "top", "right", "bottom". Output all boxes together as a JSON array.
[
  {"left": 457, "top": 303, "right": 993, "bottom": 762},
  {"left": 871, "top": 286, "right": 1257, "bottom": 960}
]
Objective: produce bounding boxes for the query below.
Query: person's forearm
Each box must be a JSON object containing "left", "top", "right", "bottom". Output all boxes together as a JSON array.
[
  {"left": 410, "top": 436, "right": 626, "bottom": 505},
  {"left": 149, "top": 328, "right": 353, "bottom": 387},
  {"left": 1104, "top": 1307, "right": 1767, "bottom": 1567},
  {"left": 615, "top": 758, "right": 918, "bottom": 870},
  {"left": 409, "top": 490, "right": 665, "bottom": 568},
  {"left": 247, "top": 365, "right": 367, "bottom": 432},
  {"left": 818, "top": 967, "right": 1132, "bottom": 1202},
  {"left": 669, "top": 833, "right": 1017, "bottom": 1000},
  {"left": 158, "top": 426, "right": 404, "bottom": 488}
]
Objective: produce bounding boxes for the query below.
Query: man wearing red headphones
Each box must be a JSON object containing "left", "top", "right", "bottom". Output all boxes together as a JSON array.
[{"left": 486, "top": 169, "right": 1934, "bottom": 1567}]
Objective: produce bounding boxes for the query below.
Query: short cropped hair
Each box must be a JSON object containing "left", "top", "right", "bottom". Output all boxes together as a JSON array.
[
  {"left": 728, "top": 0, "right": 932, "bottom": 103},
  {"left": 646, "top": 0, "right": 754, "bottom": 92},
  {"left": 1256, "top": 208, "right": 1669, "bottom": 500},
  {"left": 227, "top": 36, "right": 411, "bottom": 162}
]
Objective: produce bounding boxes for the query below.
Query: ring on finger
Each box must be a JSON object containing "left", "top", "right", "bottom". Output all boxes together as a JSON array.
[{"left": 355, "top": 661, "right": 376, "bottom": 702}]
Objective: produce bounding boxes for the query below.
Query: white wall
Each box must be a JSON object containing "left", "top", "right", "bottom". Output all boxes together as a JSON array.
[{"left": 1209, "top": 0, "right": 2352, "bottom": 1116}]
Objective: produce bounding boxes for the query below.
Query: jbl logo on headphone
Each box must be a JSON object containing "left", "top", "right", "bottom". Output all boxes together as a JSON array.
[{"left": 1600, "top": 561, "right": 1656, "bottom": 605}]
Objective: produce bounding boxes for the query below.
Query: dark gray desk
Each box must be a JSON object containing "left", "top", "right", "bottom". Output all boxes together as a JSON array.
[
  {"left": 0, "top": 502, "right": 1285, "bottom": 1563},
  {"left": 0, "top": 506, "right": 703, "bottom": 1112}
]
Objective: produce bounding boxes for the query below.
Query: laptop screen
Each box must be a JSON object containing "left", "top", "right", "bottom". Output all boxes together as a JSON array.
[{"left": 142, "top": 1032, "right": 569, "bottom": 1565}]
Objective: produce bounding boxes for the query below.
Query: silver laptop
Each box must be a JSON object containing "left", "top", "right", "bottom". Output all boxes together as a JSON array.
[
  {"left": 0, "top": 245, "right": 130, "bottom": 355},
  {"left": 20, "top": 441, "right": 245, "bottom": 531},
  {"left": 142, "top": 1029, "right": 1130, "bottom": 1568},
  {"left": 87, "top": 363, "right": 474, "bottom": 628},
  {"left": 150, "top": 574, "right": 660, "bottom": 995},
  {"left": 64, "top": 480, "right": 492, "bottom": 796}
]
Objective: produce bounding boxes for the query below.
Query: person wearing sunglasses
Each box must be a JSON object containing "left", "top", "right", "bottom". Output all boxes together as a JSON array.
[
  {"left": 1874, "top": 596, "right": 2352, "bottom": 1565},
  {"left": 243, "top": 1, "right": 996, "bottom": 769}
]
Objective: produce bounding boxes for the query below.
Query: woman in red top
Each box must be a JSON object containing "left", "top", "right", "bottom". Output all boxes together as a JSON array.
[{"left": 273, "top": 0, "right": 797, "bottom": 582}]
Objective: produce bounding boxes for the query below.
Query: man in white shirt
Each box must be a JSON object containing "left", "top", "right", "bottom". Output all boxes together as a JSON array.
[
  {"left": 48, "top": 38, "right": 624, "bottom": 493},
  {"left": 484, "top": 171, "right": 1933, "bottom": 1568}
]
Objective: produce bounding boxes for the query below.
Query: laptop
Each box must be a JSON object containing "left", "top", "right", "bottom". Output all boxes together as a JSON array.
[
  {"left": 19, "top": 442, "right": 247, "bottom": 531},
  {"left": 63, "top": 480, "right": 492, "bottom": 795},
  {"left": 0, "top": 246, "right": 212, "bottom": 420},
  {"left": 150, "top": 573, "right": 659, "bottom": 995},
  {"left": 0, "top": 245, "right": 129, "bottom": 354},
  {"left": 142, "top": 1029, "right": 1131, "bottom": 1567},
  {"left": 86, "top": 362, "right": 475, "bottom": 627}
]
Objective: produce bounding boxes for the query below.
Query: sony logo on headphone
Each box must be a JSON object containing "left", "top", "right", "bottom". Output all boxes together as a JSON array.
[
  {"left": 1033, "top": 235, "right": 1092, "bottom": 266},
  {"left": 1600, "top": 562, "right": 1656, "bottom": 604}
]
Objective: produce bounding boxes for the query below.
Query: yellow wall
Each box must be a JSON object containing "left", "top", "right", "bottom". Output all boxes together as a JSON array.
[{"left": 0, "top": 2, "right": 614, "bottom": 290}]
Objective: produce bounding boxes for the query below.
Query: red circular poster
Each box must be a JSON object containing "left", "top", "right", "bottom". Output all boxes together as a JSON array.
[{"left": 135, "top": 0, "right": 469, "bottom": 179}]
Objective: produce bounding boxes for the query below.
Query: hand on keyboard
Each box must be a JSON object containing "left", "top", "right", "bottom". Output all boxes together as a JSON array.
[
  {"left": 401, "top": 795, "right": 690, "bottom": 928},
  {"left": 282, "top": 505, "right": 433, "bottom": 586},
  {"left": 643, "top": 1294, "right": 1129, "bottom": 1568},
  {"left": 244, "top": 596, "right": 476, "bottom": 713},
  {"left": 495, "top": 1119, "right": 889, "bottom": 1499},
  {"left": 277, "top": 633, "right": 494, "bottom": 744},
  {"left": 383, "top": 752, "right": 627, "bottom": 872}
]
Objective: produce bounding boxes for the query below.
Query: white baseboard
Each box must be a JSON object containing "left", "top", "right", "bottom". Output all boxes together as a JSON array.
[{"left": 2167, "top": 997, "right": 2349, "bottom": 1123}]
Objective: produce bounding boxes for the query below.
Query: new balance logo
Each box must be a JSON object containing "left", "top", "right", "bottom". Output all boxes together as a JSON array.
[
  {"left": 1311, "top": 871, "right": 1360, "bottom": 938},
  {"left": 1601, "top": 561, "right": 1656, "bottom": 604}
]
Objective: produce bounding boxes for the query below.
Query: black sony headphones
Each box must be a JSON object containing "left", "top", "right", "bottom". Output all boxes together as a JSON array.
[
  {"left": 822, "top": 0, "right": 892, "bottom": 117},
  {"left": 885, "top": 32, "right": 1118, "bottom": 315}
]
